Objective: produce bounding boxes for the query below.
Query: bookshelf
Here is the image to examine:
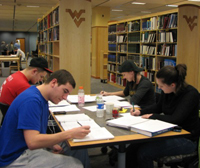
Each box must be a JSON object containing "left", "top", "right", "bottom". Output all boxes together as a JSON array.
[
  {"left": 37, "top": 0, "right": 92, "bottom": 94},
  {"left": 107, "top": 9, "right": 178, "bottom": 91},
  {"left": 38, "top": 4, "right": 59, "bottom": 72}
]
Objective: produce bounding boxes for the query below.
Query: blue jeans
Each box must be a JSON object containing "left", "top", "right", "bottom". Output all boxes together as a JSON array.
[{"left": 126, "top": 137, "right": 197, "bottom": 168}]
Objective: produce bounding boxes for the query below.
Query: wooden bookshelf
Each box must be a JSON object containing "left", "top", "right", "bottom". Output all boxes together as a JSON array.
[
  {"left": 37, "top": 0, "right": 92, "bottom": 94},
  {"left": 38, "top": 4, "right": 60, "bottom": 72},
  {"left": 107, "top": 9, "right": 178, "bottom": 91}
]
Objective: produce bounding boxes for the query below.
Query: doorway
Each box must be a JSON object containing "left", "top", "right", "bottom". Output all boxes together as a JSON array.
[{"left": 16, "top": 38, "right": 25, "bottom": 53}]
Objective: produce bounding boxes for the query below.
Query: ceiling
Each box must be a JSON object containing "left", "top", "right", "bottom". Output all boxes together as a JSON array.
[{"left": 0, "top": 0, "right": 200, "bottom": 32}]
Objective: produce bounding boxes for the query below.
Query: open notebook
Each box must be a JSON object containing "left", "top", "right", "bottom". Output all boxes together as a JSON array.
[{"left": 55, "top": 114, "right": 114, "bottom": 142}]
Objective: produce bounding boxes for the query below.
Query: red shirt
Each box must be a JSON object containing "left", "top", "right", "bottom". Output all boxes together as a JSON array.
[{"left": 0, "top": 71, "right": 30, "bottom": 105}]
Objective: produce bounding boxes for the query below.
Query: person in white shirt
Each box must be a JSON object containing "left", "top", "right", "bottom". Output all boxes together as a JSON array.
[{"left": 10, "top": 48, "right": 25, "bottom": 61}]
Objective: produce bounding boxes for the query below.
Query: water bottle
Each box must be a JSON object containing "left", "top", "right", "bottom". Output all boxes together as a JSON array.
[
  {"left": 78, "top": 86, "right": 85, "bottom": 107},
  {"left": 96, "top": 95, "right": 104, "bottom": 118}
]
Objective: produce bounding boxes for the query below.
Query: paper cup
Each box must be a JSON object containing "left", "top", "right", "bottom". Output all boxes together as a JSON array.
[{"left": 105, "top": 102, "right": 114, "bottom": 114}]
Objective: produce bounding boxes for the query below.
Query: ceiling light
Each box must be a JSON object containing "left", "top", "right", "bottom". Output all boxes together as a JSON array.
[
  {"left": 141, "top": 11, "right": 151, "bottom": 14},
  {"left": 27, "top": 5, "right": 40, "bottom": 7},
  {"left": 112, "top": 9, "right": 123, "bottom": 12},
  {"left": 132, "top": 2, "right": 146, "bottom": 5},
  {"left": 166, "top": 4, "right": 178, "bottom": 7},
  {"left": 188, "top": 0, "right": 200, "bottom": 1}
]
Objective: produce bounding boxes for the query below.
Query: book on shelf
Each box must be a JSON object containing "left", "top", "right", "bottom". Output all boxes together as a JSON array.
[{"left": 107, "top": 115, "right": 177, "bottom": 137}]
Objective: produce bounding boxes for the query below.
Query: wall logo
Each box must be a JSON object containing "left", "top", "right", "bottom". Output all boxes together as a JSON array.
[
  {"left": 66, "top": 9, "right": 85, "bottom": 27},
  {"left": 183, "top": 15, "right": 197, "bottom": 31}
]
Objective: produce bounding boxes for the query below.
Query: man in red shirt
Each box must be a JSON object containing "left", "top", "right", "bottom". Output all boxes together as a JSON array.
[{"left": 0, "top": 57, "right": 53, "bottom": 125}]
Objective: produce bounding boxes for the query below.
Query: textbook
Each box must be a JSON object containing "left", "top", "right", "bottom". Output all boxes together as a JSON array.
[
  {"left": 106, "top": 115, "right": 177, "bottom": 137},
  {"left": 106, "top": 115, "right": 148, "bottom": 129},
  {"left": 130, "top": 119, "right": 177, "bottom": 137}
]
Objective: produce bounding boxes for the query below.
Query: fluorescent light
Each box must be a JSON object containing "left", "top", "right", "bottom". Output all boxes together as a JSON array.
[
  {"left": 141, "top": 11, "right": 151, "bottom": 14},
  {"left": 132, "top": 2, "right": 146, "bottom": 5},
  {"left": 112, "top": 9, "right": 123, "bottom": 12},
  {"left": 27, "top": 5, "right": 40, "bottom": 7},
  {"left": 188, "top": 0, "right": 200, "bottom": 1},
  {"left": 166, "top": 4, "right": 178, "bottom": 7}
]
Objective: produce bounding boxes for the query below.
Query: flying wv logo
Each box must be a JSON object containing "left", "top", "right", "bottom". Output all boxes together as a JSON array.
[
  {"left": 183, "top": 15, "right": 198, "bottom": 31},
  {"left": 66, "top": 9, "right": 85, "bottom": 28}
]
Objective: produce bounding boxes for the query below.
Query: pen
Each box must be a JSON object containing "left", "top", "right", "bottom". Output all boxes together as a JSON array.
[
  {"left": 77, "top": 121, "right": 82, "bottom": 126},
  {"left": 132, "top": 102, "right": 135, "bottom": 112}
]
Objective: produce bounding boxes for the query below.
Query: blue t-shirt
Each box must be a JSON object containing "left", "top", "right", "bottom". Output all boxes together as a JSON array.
[{"left": 0, "top": 86, "right": 49, "bottom": 167}]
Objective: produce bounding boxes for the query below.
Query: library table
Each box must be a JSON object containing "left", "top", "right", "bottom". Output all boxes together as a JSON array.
[
  {"left": 51, "top": 102, "right": 190, "bottom": 168},
  {"left": 0, "top": 55, "right": 20, "bottom": 72}
]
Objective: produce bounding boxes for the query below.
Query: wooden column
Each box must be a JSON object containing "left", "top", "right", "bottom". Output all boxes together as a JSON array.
[
  {"left": 177, "top": 4, "right": 200, "bottom": 91},
  {"left": 59, "top": 0, "right": 91, "bottom": 94},
  {"left": 91, "top": 6, "right": 110, "bottom": 79}
]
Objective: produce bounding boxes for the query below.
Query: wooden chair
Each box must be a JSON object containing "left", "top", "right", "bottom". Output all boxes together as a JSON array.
[
  {"left": 21, "top": 52, "right": 29, "bottom": 68},
  {"left": 9, "top": 55, "right": 21, "bottom": 74}
]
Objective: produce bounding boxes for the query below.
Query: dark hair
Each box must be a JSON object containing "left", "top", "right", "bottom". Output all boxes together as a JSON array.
[
  {"left": 45, "top": 69, "right": 76, "bottom": 88},
  {"left": 156, "top": 64, "right": 187, "bottom": 93}
]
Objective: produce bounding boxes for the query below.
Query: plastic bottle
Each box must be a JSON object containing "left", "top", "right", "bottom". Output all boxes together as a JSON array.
[
  {"left": 78, "top": 86, "right": 85, "bottom": 107},
  {"left": 96, "top": 95, "right": 104, "bottom": 118}
]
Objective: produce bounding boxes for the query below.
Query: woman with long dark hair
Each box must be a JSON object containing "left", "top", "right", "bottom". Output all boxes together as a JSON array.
[{"left": 127, "top": 64, "right": 200, "bottom": 168}]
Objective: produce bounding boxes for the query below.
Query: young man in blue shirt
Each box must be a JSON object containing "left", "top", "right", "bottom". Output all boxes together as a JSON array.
[{"left": 0, "top": 70, "right": 90, "bottom": 168}]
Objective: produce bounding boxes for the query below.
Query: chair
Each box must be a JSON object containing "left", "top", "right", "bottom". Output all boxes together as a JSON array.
[
  {"left": 9, "top": 55, "right": 21, "bottom": 74},
  {"left": 156, "top": 95, "right": 200, "bottom": 168},
  {"left": 21, "top": 52, "right": 29, "bottom": 68}
]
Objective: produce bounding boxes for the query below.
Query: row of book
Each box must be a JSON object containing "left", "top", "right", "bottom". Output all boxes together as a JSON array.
[
  {"left": 108, "top": 73, "right": 116, "bottom": 83},
  {"left": 108, "top": 44, "right": 117, "bottom": 52},
  {"left": 108, "top": 34, "right": 116, "bottom": 43},
  {"left": 157, "top": 13, "right": 177, "bottom": 29},
  {"left": 157, "top": 59, "right": 176, "bottom": 70},
  {"left": 128, "top": 21, "right": 140, "bottom": 32},
  {"left": 141, "top": 32, "right": 156, "bottom": 43},
  {"left": 117, "top": 35, "right": 127, "bottom": 43},
  {"left": 141, "top": 45, "right": 156, "bottom": 55},
  {"left": 108, "top": 54, "right": 117, "bottom": 62},
  {"left": 39, "top": 43, "right": 53, "bottom": 55},
  {"left": 118, "top": 55, "right": 127, "bottom": 64},
  {"left": 109, "top": 31, "right": 177, "bottom": 44},
  {"left": 39, "top": 7, "right": 59, "bottom": 31},
  {"left": 116, "top": 23, "right": 127, "bottom": 33},
  {"left": 141, "top": 71, "right": 155, "bottom": 82},
  {"left": 142, "top": 16, "right": 157, "bottom": 30},
  {"left": 158, "top": 30, "right": 177, "bottom": 43},
  {"left": 39, "top": 26, "right": 59, "bottom": 43},
  {"left": 117, "top": 44, "right": 127, "bottom": 52},
  {"left": 157, "top": 44, "right": 177, "bottom": 56},
  {"left": 116, "top": 75, "right": 127, "bottom": 87},
  {"left": 107, "top": 64, "right": 116, "bottom": 72},
  {"left": 128, "top": 33, "right": 140, "bottom": 42},
  {"left": 108, "top": 13, "right": 177, "bottom": 34},
  {"left": 127, "top": 55, "right": 140, "bottom": 66},
  {"left": 128, "top": 44, "right": 140, "bottom": 53},
  {"left": 141, "top": 56, "right": 156, "bottom": 70}
]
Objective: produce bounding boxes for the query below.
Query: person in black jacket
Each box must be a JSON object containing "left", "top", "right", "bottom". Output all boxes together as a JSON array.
[
  {"left": 126, "top": 64, "right": 200, "bottom": 168},
  {"left": 100, "top": 60, "right": 155, "bottom": 109}
]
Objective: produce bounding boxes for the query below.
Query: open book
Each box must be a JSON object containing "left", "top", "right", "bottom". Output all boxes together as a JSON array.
[
  {"left": 106, "top": 115, "right": 177, "bottom": 137},
  {"left": 55, "top": 114, "right": 114, "bottom": 142}
]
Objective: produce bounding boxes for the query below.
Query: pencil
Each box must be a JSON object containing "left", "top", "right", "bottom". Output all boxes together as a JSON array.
[{"left": 77, "top": 121, "right": 82, "bottom": 126}]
